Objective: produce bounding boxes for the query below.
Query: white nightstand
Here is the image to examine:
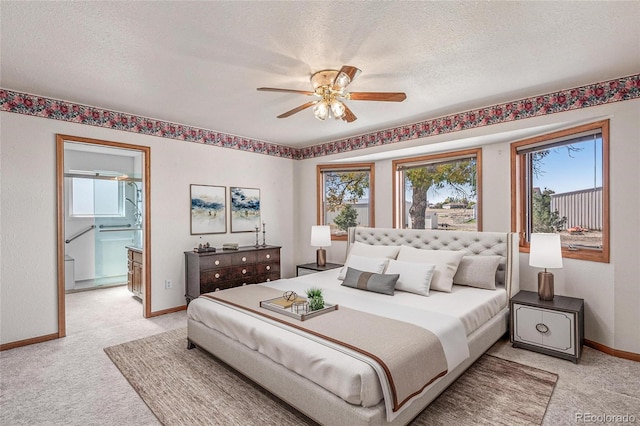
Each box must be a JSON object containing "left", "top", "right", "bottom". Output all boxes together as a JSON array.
[{"left": 510, "top": 290, "right": 584, "bottom": 363}]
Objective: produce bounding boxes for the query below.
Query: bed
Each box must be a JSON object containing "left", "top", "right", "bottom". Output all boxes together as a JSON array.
[{"left": 187, "top": 227, "right": 519, "bottom": 425}]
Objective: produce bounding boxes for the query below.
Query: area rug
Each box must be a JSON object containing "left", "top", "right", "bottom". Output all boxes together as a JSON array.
[{"left": 104, "top": 328, "right": 557, "bottom": 425}]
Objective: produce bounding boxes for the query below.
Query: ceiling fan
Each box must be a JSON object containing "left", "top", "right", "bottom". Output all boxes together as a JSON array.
[{"left": 257, "top": 65, "right": 406, "bottom": 123}]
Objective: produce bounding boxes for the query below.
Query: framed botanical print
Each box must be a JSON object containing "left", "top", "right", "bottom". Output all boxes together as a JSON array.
[
  {"left": 230, "top": 187, "right": 260, "bottom": 233},
  {"left": 190, "top": 184, "right": 226, "bottom": 235}
]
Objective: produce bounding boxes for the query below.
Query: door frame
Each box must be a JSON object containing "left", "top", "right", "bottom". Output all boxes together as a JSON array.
[{"left": 56, "top": 134, "right": 152, "bottom": 337}]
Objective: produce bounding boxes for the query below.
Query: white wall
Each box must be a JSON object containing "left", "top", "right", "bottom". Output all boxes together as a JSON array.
[
  {"left": 294, "top": 99, "right": 640, "bottom": 354},
  {"left": 0, "top": 112, "right": 295, "bottom": 344}
]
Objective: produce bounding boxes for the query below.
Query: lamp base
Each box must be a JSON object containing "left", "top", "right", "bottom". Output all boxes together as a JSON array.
[
  {"left": 316, "top": 248, "right": 326, "bottom": 267},
  {"left": 538, "top": 271, "right": 554, "bottom": 301}
]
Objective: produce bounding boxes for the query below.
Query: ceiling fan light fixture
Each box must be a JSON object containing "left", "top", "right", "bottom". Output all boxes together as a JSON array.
[
  {"left": 313, "top": 100, "right": 329, "bottom": 121},
  {"left": 330, "top": 99, "right": 346, "bottom": 118},
  {"left": 334, "top": 73, "right": 351, "bottom": 90}
]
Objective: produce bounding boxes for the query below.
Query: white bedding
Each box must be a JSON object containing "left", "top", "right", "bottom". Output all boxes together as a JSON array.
[{"left": 187, "top": 268, "right": 507, "bottom": 412}]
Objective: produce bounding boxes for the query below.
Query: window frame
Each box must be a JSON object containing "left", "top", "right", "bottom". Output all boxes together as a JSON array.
[
  {"left": 316, "top": 163, "right": 375, "bottom": 241},
  {"left": 510, "top": 120, "right": 610, "bottom": 263},
  {"left": 392, "top": 148, "right": 482, "bottom": 231}
]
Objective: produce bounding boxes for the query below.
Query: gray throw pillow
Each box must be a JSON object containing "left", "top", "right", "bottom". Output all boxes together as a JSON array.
[{"left": 341, "top": 267, "right": 399, "bottom": 296}]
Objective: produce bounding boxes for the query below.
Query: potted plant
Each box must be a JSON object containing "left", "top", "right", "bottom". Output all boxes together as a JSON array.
[{"left": 305, "top": 287, "right": 325, "bottom": 311}]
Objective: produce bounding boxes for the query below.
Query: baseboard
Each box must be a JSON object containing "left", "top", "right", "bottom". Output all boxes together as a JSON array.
[
  {"left": 0, "top": 332, "right": 60, "bottom": 351},
  {"left": 149, "top": 304, "right": 187, "bottom": 317},
  {"left": 585, "top": 339, "right": 640, "bottom": 362}
]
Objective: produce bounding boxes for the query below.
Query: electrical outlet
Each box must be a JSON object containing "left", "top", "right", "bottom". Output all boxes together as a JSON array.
[{"left": 165, "top": 279, "right": 172, "bottom": 289}]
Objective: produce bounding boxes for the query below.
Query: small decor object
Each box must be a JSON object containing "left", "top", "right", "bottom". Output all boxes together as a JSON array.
[
  {"left": 222, "top": 243, "right": 239, "bottom": 251},
  {"left": 283, "top": 290, "right": 297, "bottom": 302},
  {"left": 306, "top": 287, "right": 325, "bottom": 311},
  {"left": 261, "top": 222, "right": 267, "bottom": 247},
  {"left": 254, "top": 225, "right": 260, "bottom": 247},
  {"left": 292, "top": 301, "right": 309, "bottom": 315},
  {"left": 310, "top": 225, "right": 332, "bottom": 267},
  {"left": 194, "top": 242, "right": 216, "bottom": 253},
  {"left": 529, "top": 233, "right": 563, "bottom": 301},
  {"left": 230, "top": 187, "right": 260, "bottom": 233},
  {"left": 190, "top": 185, "right": 226, "bottom": 235}
]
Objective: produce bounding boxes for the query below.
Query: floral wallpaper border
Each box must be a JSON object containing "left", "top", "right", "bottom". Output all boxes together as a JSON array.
[{"left": 1, "top": 73, "right": 638, "bottom": 160}]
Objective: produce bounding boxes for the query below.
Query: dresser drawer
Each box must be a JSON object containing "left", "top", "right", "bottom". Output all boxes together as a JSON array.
[
  {"left": 256, "top": 262, "right": 279, "bottom": 275},
  {"left": 230, "top": 251, "right": 257, "bottom": 265},
  {"left": 198, "top": 254, "right": 232, "bottom": 270},
  {"left": 513, "top": 303, "right": 576, "bottom": 356},
  {"left": 257, "top": 248, "right": 280, "bottom": 263},
  {"left": 201, "top": 268, "right": 234, "bottom": 284}
]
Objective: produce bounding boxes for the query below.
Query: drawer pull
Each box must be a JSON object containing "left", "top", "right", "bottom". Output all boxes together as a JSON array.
[
  {"left": 242, "top": 269, "right": 247, "bottom": 274},
  {"left": 215, "top": 288, "right": 220, "bottom": 292},
  {"left": 535, "top": 323, "right": 549, "bottom": 334},
  {"left": 242, "top": 256, "right": 247, "bottom": 262},
  {"left": 266, "top": 254, "right": 271, "bottom": 259},
  {"left": 215, "top": 260, "right": 220, "bottom": 266},
  {"left": 266, "top": 265, "right": 271, "bottom": 271},
  {"left": 215, "top": 273, "right": 220, "bottom": 279},
  {"left": 242, "top": 283, "right": 247, "bottom": 286},
  {"left": 266, "top": 278, "right": 271, "bottom": 282}
]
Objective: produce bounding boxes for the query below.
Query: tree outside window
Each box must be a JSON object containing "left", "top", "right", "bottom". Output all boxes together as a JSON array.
[
  {"left": 317, "top": 164, "right": 374, "bottom": 239},
  {"left": 512, "top": 120, "right": 609, "bottom": 263},
  {"left": 393, "top": 149, "right": 481, "bottom": 231}
]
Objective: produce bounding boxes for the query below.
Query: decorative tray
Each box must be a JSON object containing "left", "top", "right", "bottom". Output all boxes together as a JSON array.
[{"left": 260, "top": 297, "right": 338, "bottom": 321}]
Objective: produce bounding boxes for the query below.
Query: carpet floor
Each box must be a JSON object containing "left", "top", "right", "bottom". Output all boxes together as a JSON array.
[{"left": 105, "top": 328, "right": 558, "bottom": 425}]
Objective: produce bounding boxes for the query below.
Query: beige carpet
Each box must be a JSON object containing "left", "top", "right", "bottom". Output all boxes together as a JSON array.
[{"left": 104, "top": 328, "right": 557, "bottom": 426}]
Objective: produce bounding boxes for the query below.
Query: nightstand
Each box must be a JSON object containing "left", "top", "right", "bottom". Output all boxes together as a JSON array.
[
  {"left": 510, "top": 290, "right": 584, "bottom": 363},
  {"left": 296, "top": 262, "right": 343, "bottom": 277}
]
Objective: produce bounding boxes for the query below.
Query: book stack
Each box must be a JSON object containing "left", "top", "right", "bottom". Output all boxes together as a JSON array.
[{"left": 222, "top": 243, "right": 239, "bottom": 250}]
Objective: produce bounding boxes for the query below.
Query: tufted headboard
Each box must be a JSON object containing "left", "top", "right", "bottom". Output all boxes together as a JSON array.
[{"left": 347, "top": 227, "right": 520, "bottom": 297}]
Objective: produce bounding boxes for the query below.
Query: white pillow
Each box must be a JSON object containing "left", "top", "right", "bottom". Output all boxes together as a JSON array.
[
  {"left": 347, "top": 241, "right": 401, "bottom": 260},
  {"left": 385, "top": 259, "right": 436, "bottom": 297},
  {"left": 453, "top": 255, "right": 502, "bottom": 290},
  {"left": 396, "top": 246, "right": 465, "bottom": 292},
  {"left": 338, "top": 255, "right": 389, "bottom": 280}
]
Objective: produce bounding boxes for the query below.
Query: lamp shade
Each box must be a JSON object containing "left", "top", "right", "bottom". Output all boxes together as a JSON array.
[
  {"left": 529, "top": 233, "right": 563, "bottom": 269},
  {"left": 310, "top": 225, "right": 332, "bottom": 247}
]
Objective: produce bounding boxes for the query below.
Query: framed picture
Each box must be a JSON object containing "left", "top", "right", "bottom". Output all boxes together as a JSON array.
[
  {"left": 190, "top": 184, "right": 226, "bottom": 235},
  {"left": 230, "top": 187, "right": 260, "bottom": 233}
]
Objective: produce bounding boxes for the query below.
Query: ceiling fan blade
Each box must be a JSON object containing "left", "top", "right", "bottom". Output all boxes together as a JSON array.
[
  {"left": 276, "top": 101, "right": 316, "bottom": 118},
  {"left": 257, "top": 87, "right": 315, "bottom": 96},
  {"left": 333, "top": 65, "right": 362, "bottom": 90},
  {"left": 348, "top": 92, "right": 407, "bottom": 102},
  {"left": 341, "top": 104, "right": 357, "bottom": 123}
]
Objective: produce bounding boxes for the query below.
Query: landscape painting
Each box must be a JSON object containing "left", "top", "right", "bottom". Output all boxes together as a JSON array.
[
  {"left": 190, "top": 184, "right": 226, "bottom": 235},
  {"left": 230, "top": 187, "right": 260, "bottom": 233}
]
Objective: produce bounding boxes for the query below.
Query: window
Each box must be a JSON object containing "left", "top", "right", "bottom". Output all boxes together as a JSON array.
[
  {"left": 393, "top": 149, "right": 481, "bottom": 231},
  {"left": 317, "top": 163, "right": 374, "bottom": 240},
  {"left": 511, "top": 120, "right": 609, "bottom": 262},
  {"left": 70, "top": 177, "right": 124, "bottom": 217}
]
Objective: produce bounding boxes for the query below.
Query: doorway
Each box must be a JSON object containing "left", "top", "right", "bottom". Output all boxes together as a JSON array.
[{"left": 56, "top": 135, "right": 151, "bottom": 338}]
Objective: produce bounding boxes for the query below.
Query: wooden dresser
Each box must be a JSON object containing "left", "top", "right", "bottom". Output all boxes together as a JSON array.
[{"left": 184, "top": 245, "right": 281, "bottom": 304}]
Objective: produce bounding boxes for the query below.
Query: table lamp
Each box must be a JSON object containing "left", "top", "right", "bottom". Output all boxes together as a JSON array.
[
  {"left": 310, "top": 225, "right": 331, "bottom": 267},
  {"left": 529, "top": 233, "right": 563, "bottom": 301}
]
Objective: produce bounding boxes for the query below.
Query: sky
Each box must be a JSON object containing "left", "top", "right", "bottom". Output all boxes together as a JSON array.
[{"left": 532, "top": 137, "right": 603, "bottom": 194}]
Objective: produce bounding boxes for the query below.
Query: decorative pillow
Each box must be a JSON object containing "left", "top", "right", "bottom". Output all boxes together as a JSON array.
[
  {"left": 337, "top": 255, "right": 389, "bottom": 280},
  {"left": 384, "top": 259, "right": 436, "bottom": 296},
  {"left": 396, "top": 246, "right": 465, "bottom": 293},
  {"left": 453, "top": 255, "right": 502, "bottom": 290},
  {"left": 341, "top": 267, "right": 399, "bottom": 296},
  {"left": 347, "top": 241, "right": 401, "bottom": 260}
]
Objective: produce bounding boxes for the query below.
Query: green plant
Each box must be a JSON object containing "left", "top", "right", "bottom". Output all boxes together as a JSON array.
[
  {"left": 333, "top": 204, "right": 359, "bottom": 231},
  {"left": 305, "top": 287, "right": 325, "bottom": 311}
]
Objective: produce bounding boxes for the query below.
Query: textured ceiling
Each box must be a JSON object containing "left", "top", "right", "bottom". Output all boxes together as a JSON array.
[{"left": 1, "top": 1, "right": 639, "bottom": 148}]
